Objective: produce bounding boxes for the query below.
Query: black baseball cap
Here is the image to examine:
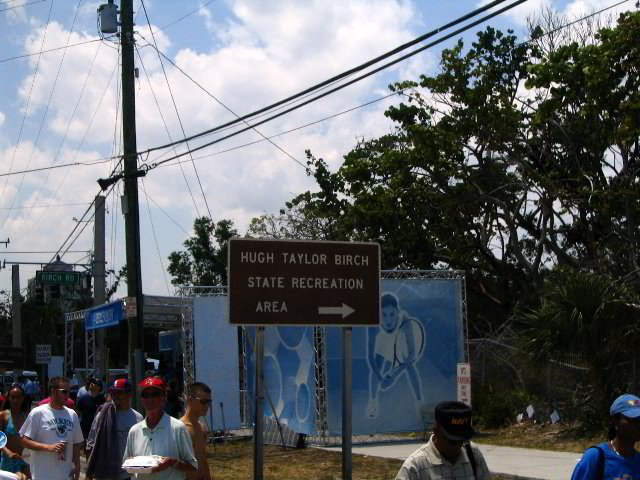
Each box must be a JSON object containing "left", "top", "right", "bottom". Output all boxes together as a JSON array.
[{"left": 435, "top": 401, "right": 476, "bottom": 441}]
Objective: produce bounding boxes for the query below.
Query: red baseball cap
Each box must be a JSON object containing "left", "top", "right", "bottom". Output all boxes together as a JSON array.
[
  {"left": 139, "top": 376, "right": 167, "bottom": 391},
  {"left": 109, "top": 378, "right": 132, "bottom": 393}
]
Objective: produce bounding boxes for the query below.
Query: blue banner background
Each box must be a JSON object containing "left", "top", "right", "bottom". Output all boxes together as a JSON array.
[
  {"left": 193, "top": 296, "right": 242, "bottom": 430},
  {"left": 85, "top": 300, "right": 123, "bottom": 330},
  {"left": 246, "top": 326, "right": 316, "bottom": 435},
  {"left": 326, "top": 278, "right": 464, "bottom": 435}
]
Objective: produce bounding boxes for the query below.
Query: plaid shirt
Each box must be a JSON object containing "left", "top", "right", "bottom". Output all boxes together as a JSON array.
[{"left": 395, "top": 436, "right": 490, "bottom": 480}]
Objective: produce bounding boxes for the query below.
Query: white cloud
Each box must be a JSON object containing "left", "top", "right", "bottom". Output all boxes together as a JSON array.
[
  {"left": 3, "top": 0, "right": 29, "bottom": 23},
  {"left": 0, "top": 111, "right": 5, "bottom": 127}
]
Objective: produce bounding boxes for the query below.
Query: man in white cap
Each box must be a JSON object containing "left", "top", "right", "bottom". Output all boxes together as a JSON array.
[
  {"left": 571, "top": 393, "right": 640, "bottom": 480},
  {"left": 396, "top": 401, "right": 489, "bottom": 480}
]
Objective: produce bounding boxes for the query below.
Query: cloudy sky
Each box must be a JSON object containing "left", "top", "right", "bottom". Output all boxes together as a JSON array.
[{"left": 0, "top": 0, "right": 635, "bottom": 299}]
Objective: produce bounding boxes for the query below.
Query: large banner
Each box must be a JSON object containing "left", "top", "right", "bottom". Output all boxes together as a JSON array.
[
  {"left": 246, "top": 327, "right": 316, "bottom": 435},
  {"left": 193, "top": 296, "right": 242, "bottom": 430},
  {"left": 326, "top": 278, "right": 464, "bottom": 435}
]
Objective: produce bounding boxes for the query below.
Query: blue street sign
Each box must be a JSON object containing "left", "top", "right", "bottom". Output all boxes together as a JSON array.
[{"left": 85, "top": 300, "right": 124, "bottom": 330}]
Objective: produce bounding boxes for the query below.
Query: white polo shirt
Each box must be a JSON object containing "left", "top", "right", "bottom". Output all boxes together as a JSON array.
[
  {"left": 395, "top": 435, "right": 490, "bottom": 480},
  {"left": 123, "top": 413, "right": 197, "bottom": 480}
]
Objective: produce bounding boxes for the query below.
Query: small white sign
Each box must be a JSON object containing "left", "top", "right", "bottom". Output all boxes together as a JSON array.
[
  {"left": 550, "top": 410, "right": 560, "bottom": 424},
  {"left": 526, "top": 404, "right": 535, "bottom": 419},
  {"left": 457, "top": 363, "right": 471, "bottom": 407},
  {"left": 35, "top": 344, "right": 51, "bottom": 364}
]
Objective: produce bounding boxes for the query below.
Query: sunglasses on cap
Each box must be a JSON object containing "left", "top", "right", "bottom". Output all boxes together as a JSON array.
[
  {"left": 56, "top": 389, "right": 69, "bottom": 395},
  {"left": 141, "top": 391, "right": 164, "bottom": 399}
]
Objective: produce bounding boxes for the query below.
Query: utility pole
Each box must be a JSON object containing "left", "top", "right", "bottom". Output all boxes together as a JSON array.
[
  {"left": 11, "top": 265, "right": 21, "bottom": 348},
  {"left": 120, "top": 0, "right": 145, "bottom": 408},
  {"left": 94, "top": 195, "right": 106, "bottom": 377}
]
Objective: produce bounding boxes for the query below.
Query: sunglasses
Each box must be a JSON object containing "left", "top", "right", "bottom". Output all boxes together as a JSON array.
[
  {"left": 141, "top": 391, "right": 163, "bottom": 399},
  {"left": 190, "top": 396, "right": 212, "bottom": 405},
  {"left": 56, "top": 389, "right": 69, "bottom": 395}
]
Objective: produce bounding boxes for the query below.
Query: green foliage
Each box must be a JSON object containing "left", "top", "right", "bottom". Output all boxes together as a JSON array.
[
  {"left": 473, "top": 386, "right": 533, "bottom": 428},
  {"left": 167, "top": 216, "right": 238, "bottom": 287},
  {"left": 519, "top": 270, "right": 640, "bottom": 432}
]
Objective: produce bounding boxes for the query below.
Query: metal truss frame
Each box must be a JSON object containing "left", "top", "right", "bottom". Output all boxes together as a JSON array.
[
  {"left": 63, "top": 295, "right": 185, "bottom": 379},
  {"left": 177, "top": 269, "right": 468, "bottom": 445},
  {"left": 308, "top": 269, "right": 468, "bottom": 446},
  {"left": 178, "top": 286, "right": 227, "bottom": 401}
]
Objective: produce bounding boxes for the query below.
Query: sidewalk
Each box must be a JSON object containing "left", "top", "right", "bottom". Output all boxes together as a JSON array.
[{"left": 319, "top": 442, "right": 583, "bottom": 480}]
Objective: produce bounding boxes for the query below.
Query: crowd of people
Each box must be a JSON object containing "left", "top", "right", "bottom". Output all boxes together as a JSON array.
[{"left": 0, "top": 374, "right": 213, "bottom": 480}]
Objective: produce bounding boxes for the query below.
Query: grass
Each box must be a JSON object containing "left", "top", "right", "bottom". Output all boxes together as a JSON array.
[
  {"left": 203, "top": 422, "right": 610, "bottom": 479},
  {"left": 206, "top": 437, "right": 404, "bottom": 480}
]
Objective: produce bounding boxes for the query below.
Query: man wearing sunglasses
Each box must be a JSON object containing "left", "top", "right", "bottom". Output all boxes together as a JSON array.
[
  {"left": 571, "top": 393, "right": 640, "bottom": 480},
  {"left": 180, "top": 382, "right": 213, "bottom": 480},
  {"left": 19, "top": 376, "right": 84, "bottom": 480},
  {"left": 123, "top": 376, "right": 198, "bottom": 479}
]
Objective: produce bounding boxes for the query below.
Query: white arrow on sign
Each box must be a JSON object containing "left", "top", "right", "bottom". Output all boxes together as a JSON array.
[{"left": 318, "top": 303, "right": 355, "bottom": 318}]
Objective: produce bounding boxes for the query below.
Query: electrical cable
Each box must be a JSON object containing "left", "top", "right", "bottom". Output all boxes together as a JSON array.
[
  {"left": 151, "top": 91, "right": 399, "bottom": 171},
  {"left": 134, "top": 44, "right": 202, "bottom": 217},
  {"left": 7, "top": 0, "right": 87, "bottom": 235},
  {"left": 142, "top": 191, "right": 189, "bottom": 236},
  {"left": 12, "top": 53, "right": 121, "bottom": 240},
  {"left": 0, "top": 37, "right": 113, "bottom": 63},
  {"left": 140, "top": 0, "right": 212, "bottom": 219},
  {"left": 141, "top": 178, "right": 171, "bottom": 295},
  {"left": 143, "top": 0, "right": 531, "bottom": 171},
  {"left": 138, "top": 0, "right": 515, "bottom": 156},
  {"left": 0, "top": 0, "right": 46, "bottom": 12},
  {"left": 156, "top": 0, "right": 216, "bottom": 32},
  {"left": 0, "top": 202, "right": 91, "bottom": 210},
  {"left": 48, "top": 159, "right": 122, "bottom": 264},
  {"left": 0, "top": 0, "right": 54, "bottom": 210},
  {"left": 137, "top": 33, "right": 307, "bottom": 170}
]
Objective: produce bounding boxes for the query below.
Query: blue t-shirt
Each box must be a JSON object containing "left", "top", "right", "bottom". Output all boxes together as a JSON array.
[{"left": 571, "top": 442, "right": 640, "bottom": 480}]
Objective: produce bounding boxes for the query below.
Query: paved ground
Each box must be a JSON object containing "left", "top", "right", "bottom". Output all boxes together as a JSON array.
[
  {"left": 72, "top": 441, "right": 583, "bottom": 480},
  {"left": 320, "top": 441, "right": 583, "bottom": 480}
]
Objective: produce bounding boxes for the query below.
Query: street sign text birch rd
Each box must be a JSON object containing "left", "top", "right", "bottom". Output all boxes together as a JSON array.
[{"left": 228, "top": 239, "right": 380, "bottom": 326}]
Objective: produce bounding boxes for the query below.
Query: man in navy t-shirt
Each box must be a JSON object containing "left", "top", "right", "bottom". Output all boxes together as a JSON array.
[{"left": 571, "top": 393, "right": 640, "bottom": 480}]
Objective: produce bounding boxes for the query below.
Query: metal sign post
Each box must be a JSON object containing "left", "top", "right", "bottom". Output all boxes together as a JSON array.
[
  {"left": 342, "top": 327, "right": 353, "bottom": 480},
  {"left": 228, "top": 238, "right": 381, "bottom": 480},
  {"left": 253, "top": 327, "right": 265, "bottom": 480}
]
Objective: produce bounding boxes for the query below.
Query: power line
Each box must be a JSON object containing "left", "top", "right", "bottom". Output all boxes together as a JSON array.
[
  {"left": 3, "top": 0, "right": 84, "bottom": 230},
  {"left": 141, "top": 178, "right": 170, "bottom": 295},
  {"left": 0, "top": 0, "right": 54, "bottom": 212},
  {"left": 134, "top": 44, "right": 202, "bottom": 217},
  {"left": 157, "top": 0, "right": 216, "bottom": 32},
  {"left": 140, "top": 0, "right": 212, "bottom": 219},
  {"left": 0, "top": 202, "right": 91, "bottom": 210},
  {"left": 144, "top": 0, "right": 531, "bottom": 171},
  {"left": 142, "top": 191, "right": 189, "bottom": 236},
  {"left": 139, "top": 0, "right": 515, "bottom": 157},
  {"left": 0, "top": 37, "right": 112, "bottom": 63},
  {"left": 3, "top": 250, "right": 90, "bottom": 254},
  {"left": 137, "top": 33, "right": 307, "bottom": 170},
  {"left": 152, "top": 91, "right": 399, "bottom": 171},
  {"left": 0, "top": 0, "right": 46, "bottom": 12}
]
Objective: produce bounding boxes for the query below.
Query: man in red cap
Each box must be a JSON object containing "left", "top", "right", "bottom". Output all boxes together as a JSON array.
[
  {"left": 122, "top": 376, "right": 198, "bottom": 479},
  {"left": 85, "top": 378, "right": 143, "bottom": 480},
  {"left": 395, "top": 401, "right": 490, "bottom": 480}
]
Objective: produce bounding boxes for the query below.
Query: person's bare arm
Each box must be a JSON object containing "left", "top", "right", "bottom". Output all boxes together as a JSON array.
[{"left": 20, "top": 436, "right": 64, "bottom": 454}]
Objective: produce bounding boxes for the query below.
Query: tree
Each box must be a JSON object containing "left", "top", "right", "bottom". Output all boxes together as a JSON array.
[
  {"left": 167, "top": 217, "right": 237, "bottom": 287},
  {"left": 519, "top": 270, "right": 640, "bottom": 432},
  {"left": 271, "top": 11, "right": 640, "bottom": 335}
]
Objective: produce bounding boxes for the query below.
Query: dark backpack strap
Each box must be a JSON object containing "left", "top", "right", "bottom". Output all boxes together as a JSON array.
[
  {"left": 588, "top": 446, "right": 605, "bottom": 480},
  {"left": 464, "top": 443, "right": 477, "bottom": 480}
]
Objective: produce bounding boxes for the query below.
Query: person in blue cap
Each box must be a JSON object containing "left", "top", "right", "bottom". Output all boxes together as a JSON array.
[{"left": 571, "top": 393, "right": 640, "bottom": 480}]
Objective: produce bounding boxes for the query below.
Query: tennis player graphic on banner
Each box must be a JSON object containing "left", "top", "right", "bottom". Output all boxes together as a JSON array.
[{"left": 367, "top": 292, "right": 426, "bottom": 417}]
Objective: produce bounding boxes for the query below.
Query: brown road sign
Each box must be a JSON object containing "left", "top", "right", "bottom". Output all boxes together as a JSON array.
[{"left": 228, "top": 238, "right": 380, "bottom": 326}]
